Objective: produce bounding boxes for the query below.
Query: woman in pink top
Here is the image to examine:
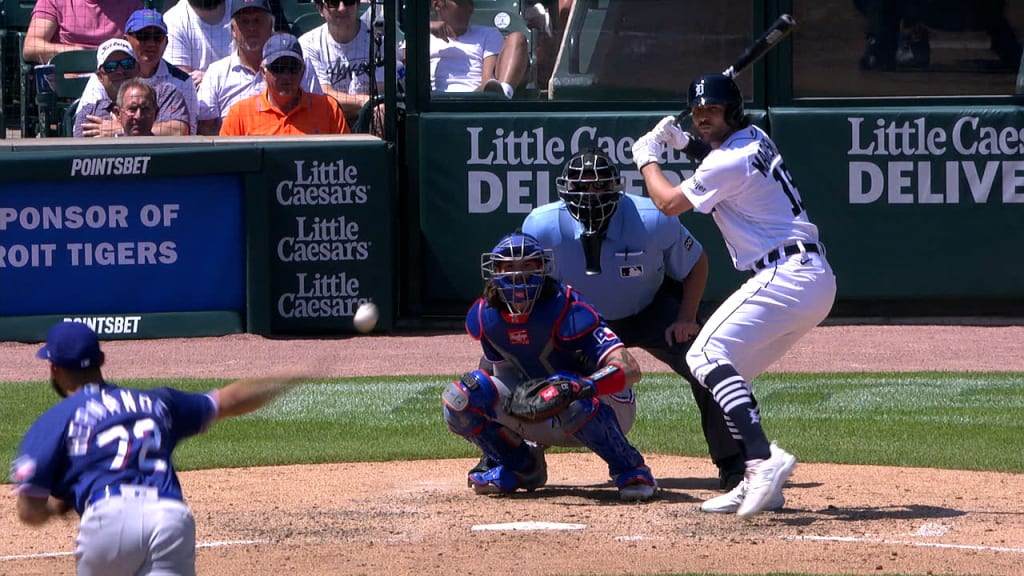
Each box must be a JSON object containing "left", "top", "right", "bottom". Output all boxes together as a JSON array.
[{"left": 23, "top": 0, "right": 142, "bottom": 64}]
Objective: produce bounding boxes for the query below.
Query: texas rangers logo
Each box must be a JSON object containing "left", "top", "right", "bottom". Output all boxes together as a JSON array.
[
  {"left": 10, "top": 455, "right": 36, "bottom": 483},
  {"left": 508, "top": 328, "right": 530, "bottom": 345},
  {"left": 593, "top": 326, "right": 618, "bottom": 345}
]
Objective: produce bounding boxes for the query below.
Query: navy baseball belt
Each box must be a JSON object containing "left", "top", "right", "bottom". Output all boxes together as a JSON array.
[{"left": 752, "top": 242, "right": 821, "bottom": 271}]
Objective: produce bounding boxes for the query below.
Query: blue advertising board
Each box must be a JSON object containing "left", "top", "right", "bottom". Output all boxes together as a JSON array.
[{"left": 0, "top": 174, "right": 245, "bottom": 316}]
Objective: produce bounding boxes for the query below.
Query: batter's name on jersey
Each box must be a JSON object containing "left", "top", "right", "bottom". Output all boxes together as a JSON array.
[
  {"left": 70, "top": 156, "right": 152, "bottom": 177},
  {"left": 276, "top": 160, "right": 369, "bottom": 207},
  {"left": 63, "top": 315, "right": 142, "bottom": 335}
]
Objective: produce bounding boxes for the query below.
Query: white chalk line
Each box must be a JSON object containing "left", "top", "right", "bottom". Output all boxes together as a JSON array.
[
  {"left": 782, "top": 534, "right": 1024, "bottom": 554},
  {"left": 0, "top": 539, "right": 267, "bottom": 562}
]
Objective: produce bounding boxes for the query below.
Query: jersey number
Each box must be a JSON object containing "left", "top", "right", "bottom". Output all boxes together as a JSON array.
[
  {"left": 772, "top": 161, "right": 804, "bottom": 216},
  {"left": 94, "top": 418, "right": 168, "bottom": 472}
]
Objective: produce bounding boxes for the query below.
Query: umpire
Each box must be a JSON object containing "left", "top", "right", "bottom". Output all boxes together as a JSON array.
[{"left": 522, "top": 148, "right": 745, "bottom": 489}]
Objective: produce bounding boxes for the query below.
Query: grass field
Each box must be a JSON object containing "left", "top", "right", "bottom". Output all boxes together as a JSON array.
[{"left": 4, "top": 371, "right": 1022, "bottom": 474}]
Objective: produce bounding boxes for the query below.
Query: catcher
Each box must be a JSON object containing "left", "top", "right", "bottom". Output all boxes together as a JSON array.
[{"left": 441, "top": 232, "right": 657, "bottom": 501}]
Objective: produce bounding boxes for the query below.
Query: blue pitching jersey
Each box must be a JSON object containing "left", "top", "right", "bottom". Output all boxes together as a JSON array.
[
  {"left": 523, "top": 193, "right": 703, "bottom": 320},
  {"left": 466, "top": 283, "right": 624, "bottom": 380},
  {"left": 10, "top": 382, "right": 217, "bottom": 514}
]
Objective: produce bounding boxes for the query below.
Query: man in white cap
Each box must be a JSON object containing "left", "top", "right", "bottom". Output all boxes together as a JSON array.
[
  {"left": 79, "top": 9, "right": 199, "bottom": 135},
  {"left": 220, "top": 33, "right": 349, "bottom": 135},
  {"left": 197, "top": 0, "right": 321, "bottom": 135},
  {"left": 74, "top": 38, "right": 190, "bottom": 137}
]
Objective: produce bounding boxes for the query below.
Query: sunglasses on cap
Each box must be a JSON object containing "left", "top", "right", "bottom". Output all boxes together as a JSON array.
[
  {"left": 266, "top": 59, "right": 303, "bottom": 75},
  {"left": 129, "top": 31, "right": 167, "bottom": 42},
  {"left": 322, "top": 0, "right": 358, "bottom": 7},
  {"left": 100, "top": 57, "right": 137, "bottom": 74}
]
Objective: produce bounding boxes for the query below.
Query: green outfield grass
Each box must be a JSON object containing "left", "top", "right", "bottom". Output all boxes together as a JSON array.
[{"left": 3, "top": 372, "right": 1023, "bottom": 473}]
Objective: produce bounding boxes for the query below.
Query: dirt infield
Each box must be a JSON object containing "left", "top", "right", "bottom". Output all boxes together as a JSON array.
[{"left": 3, "top": 324, "right": 1024, "bottom": 576}]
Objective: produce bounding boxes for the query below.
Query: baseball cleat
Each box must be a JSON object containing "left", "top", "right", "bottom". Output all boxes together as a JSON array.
[
  {"left": 614, "top": 466, "right": 658, "bottom": 502},
  {"left": 468, "top": 445, "right": 547, "bottom": 494},
  {"left": 736, "top": 444, "right": 796, "bottom": 518},
  {"left": 700, "top": 479, "right": 784, "bottom": 514}
]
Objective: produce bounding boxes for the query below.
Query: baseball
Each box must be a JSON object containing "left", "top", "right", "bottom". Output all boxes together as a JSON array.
[{"left": 353, "top": 302, "right": 379, "bottom": 333}]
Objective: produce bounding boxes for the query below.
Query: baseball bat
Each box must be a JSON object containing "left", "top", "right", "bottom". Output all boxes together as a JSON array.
[{"left": 677, "top": 14, "right": 797, "bottom": 122}]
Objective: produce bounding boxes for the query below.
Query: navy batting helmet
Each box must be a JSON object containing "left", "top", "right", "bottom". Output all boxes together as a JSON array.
[
  {"left": 555, "top": 149, "right": 624, "bottom": 235},
  {"left": 481, "top": 232, "right": 553, "bottom": 318},
  {"left": 687, "top": 73, "right": 746, "bottom": 128}
]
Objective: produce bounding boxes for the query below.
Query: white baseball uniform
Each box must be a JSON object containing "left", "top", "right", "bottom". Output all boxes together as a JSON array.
[{"left": 677, "top": 124, "right": 837, "bottom": 384}]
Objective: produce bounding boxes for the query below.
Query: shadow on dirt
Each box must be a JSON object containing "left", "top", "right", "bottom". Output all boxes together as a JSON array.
[{"left": 775, "top": 504, "right": 966, "bottom": 526}]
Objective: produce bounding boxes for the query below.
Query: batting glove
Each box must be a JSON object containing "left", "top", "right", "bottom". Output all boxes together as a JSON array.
[
  {"left": 651, "top": 115, "right": 692, "bottom": 150},
  {"left": 631, "top": 135, "right": 664, "bottom": 170}
]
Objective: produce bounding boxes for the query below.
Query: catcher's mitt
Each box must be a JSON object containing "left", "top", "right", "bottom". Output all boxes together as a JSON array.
[{"left": 503, "top": 373, "right": 595, "bottom": 422}]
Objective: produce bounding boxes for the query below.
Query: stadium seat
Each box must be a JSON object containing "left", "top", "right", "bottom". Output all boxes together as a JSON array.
[
  {"left": 288, "top": 11, "right": 324, "bottom": 37},
  {"left": 0, "top": 0, "right": 38, "bottom": 136},
  {"left": 37, "top": 49, "right": 95, "bottom": 137}
]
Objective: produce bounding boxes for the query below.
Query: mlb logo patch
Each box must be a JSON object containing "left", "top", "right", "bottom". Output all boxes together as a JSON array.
[
  {"left": 619, "top": 265, "right": 643, "bottom": 278},
  {"left": 508, "top": 328, "right": 530, "bottom": 345}
]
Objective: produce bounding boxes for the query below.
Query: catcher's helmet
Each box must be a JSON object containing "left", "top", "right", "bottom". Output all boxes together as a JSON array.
[
  {"left": 687, "top": 73, "right": 746, "bottom": 128},
  {"left": 555, "top": 149, "right": 624, "bottom": 235},
  {"left": 481, "top": 232, "right": 553, "bottom": 318}
]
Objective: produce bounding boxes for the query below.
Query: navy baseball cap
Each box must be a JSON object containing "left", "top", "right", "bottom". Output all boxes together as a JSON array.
[
  {"left": 262, "top": 33, "right": 303, "bottom": 65},
  {"left": 125, "top": 9, "right": 167, "bottom": 34},
  {"left": 36, "top": 322, "right": 105, "bottom": 370},
  {"left": 231, "top": 0, "right": 272, "bottom": 17}
]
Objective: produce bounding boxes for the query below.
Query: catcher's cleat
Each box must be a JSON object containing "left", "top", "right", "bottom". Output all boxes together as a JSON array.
[
  {"left": 468, "top": 446, "right": 547, "bottom": 494},
  {"left": 466, "top": 455, "right": 496, "bottom": 488},
  {"left": 717, "top": 455, "right": 746, "bottom": 490},
  {"left": 614, "top": 465, "right": 658, "bottom": 502}
]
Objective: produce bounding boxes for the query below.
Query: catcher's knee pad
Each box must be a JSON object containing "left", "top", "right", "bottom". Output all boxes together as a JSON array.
[
  {"left": 570, "top": 402, "right": 646, "bottom": 478},
  {"left": 442, "top": 370, "right": 500, "bottom": 436}
]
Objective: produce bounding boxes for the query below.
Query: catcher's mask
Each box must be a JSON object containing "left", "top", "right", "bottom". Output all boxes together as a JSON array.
[
  {"left": 555, "top": 149, "right": 624, "bottom": 235},
  {"left": 481, "top": 232, "right": 553, "bottom": 319},
  {"left": 688, "top": 73, "right": 746, "bottom": 129}
]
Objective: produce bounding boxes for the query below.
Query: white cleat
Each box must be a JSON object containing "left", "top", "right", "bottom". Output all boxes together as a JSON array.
[
  {"left": 700, "top": 479, "right": 784, "bottom": 514},
  {"left": 736, "top": 444, "right": 796, "bottom": 518}
]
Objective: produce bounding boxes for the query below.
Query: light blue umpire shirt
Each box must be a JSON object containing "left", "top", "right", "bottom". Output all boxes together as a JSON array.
[{"left": 522, "top": 193, "right": 704, "bottom": 321}]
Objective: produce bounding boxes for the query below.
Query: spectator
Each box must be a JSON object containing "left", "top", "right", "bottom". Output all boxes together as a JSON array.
[
  {"left": 22, "top": 0, "right": 141, "bottom": 65},
  {"left": 300, "top": 0, "right": 388, "bottom": 127},
  {"left": 429, "top": 0, "right": 533, "bottom": 99},
  {"left": 79, "top": 10, "right": 200, "bottom": 135},
  {"left": 196, "top": 0, "right": 322, "bottom": 135},
  {"left": 75, "top": 39, "right": 190, "bottom": 138},
  {"left": 220, "top": 33, "right": 350, "bottom": 135},
  {"left": 113, "top": 79, "right": 158, "bottom": 136},
  {"left": 164, "top": 0, "right": 234, "bottom": 87}
]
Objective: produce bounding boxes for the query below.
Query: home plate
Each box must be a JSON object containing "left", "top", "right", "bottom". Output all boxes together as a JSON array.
[{"left": 471, "top": 521, "right": 587, "bottom": 532}]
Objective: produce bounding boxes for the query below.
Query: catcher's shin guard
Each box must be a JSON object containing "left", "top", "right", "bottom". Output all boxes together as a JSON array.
[{"left": 563, "top": 399, "right": 647, "bottom": 479}]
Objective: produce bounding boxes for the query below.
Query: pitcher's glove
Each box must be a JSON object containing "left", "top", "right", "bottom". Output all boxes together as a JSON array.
[{"left": 504, "top": 373, "right": 596, "bottom": 422}]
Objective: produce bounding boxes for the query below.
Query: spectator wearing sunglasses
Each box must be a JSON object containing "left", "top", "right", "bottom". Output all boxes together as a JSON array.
[
  {"left": 429, "top": 0, "right": 532, "bottom": 99},
  {"left": 220, "top": 33, "right": 349, "bottom": 135},
  {"left": 197, "top": 0, "right": 322, "bottom": 134},
  {"left": 22, "top": 0, "right": 140, "bottom": 64},
  {"left": 113, "top": 79, "right": 158, "bottom": 136},
  {"left": 74, "top": 39, "right": 190, "bottom": 138},
  {"left": 79, "top": 10, "right": 199, "bottom": 135},
  {"left": 164, "top": 0, "right": 234, "bottom": 87},
  {"left": 299, "top": 0, "right": 398, "bottom": 128}
]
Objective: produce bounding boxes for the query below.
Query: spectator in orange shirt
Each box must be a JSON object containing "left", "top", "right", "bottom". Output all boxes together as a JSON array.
[{"left": 219, "top": 33, "right": 349, "bottom": 136}]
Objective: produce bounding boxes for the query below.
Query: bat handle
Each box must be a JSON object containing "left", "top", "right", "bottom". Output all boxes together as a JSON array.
[{"left": 674, "top": 108, "right": 692, "bottom": 125}]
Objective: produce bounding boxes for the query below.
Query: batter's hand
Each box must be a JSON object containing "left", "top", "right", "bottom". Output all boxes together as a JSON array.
[
  {"left": 664, "top": 319, "right": 700, "bottom": 345},
  {"left": 652, "top": 115, "right": 692, "bottom": 150},
  {"left": 631, "top": 135, "right": 664, "bottom": 170}
]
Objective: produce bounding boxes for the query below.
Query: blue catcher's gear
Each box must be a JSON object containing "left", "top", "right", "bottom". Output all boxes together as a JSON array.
[
  {"left": 555, "top": 149, "right": 624, "bottom": 235},
  {"left": 442, "top": 370, "right": 547, "bottom": 494},
  {"left": 562, "top": 398, "right": 657, "bottom": 501},
  {"left": 481, "top": 232, "right": 553, "bottom": 320},
  {"left": 688, "top": 73, "right": 745, "bottom": 129}
]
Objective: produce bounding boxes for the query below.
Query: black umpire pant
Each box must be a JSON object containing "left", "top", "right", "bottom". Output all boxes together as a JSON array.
[{"left": 605, "top": 279, "right": 745, "bottom": 478}]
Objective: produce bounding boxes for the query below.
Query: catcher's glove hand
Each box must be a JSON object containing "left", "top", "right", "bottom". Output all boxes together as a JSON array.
[{"left": 503, "top": 373, "right": 596, "bottom": 422}]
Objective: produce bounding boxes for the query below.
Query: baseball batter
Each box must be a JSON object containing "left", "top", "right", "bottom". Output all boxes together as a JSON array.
[
  {"left": 9, "top": 321, "right": 305, "bottom": 575},
  {"left": 522, "top": 148, "right": 746, "bottom": 489},
  {"left": 442, "top": 232, "right": 658, "bottom": 501},
  {"left": 631, "top": 73, "right": 837, "bottom": 517}
]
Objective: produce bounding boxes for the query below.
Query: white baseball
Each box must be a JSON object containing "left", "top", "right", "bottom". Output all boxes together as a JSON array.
[{"left": 353, "top": 302, "right": 379, "bottom": 333}]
